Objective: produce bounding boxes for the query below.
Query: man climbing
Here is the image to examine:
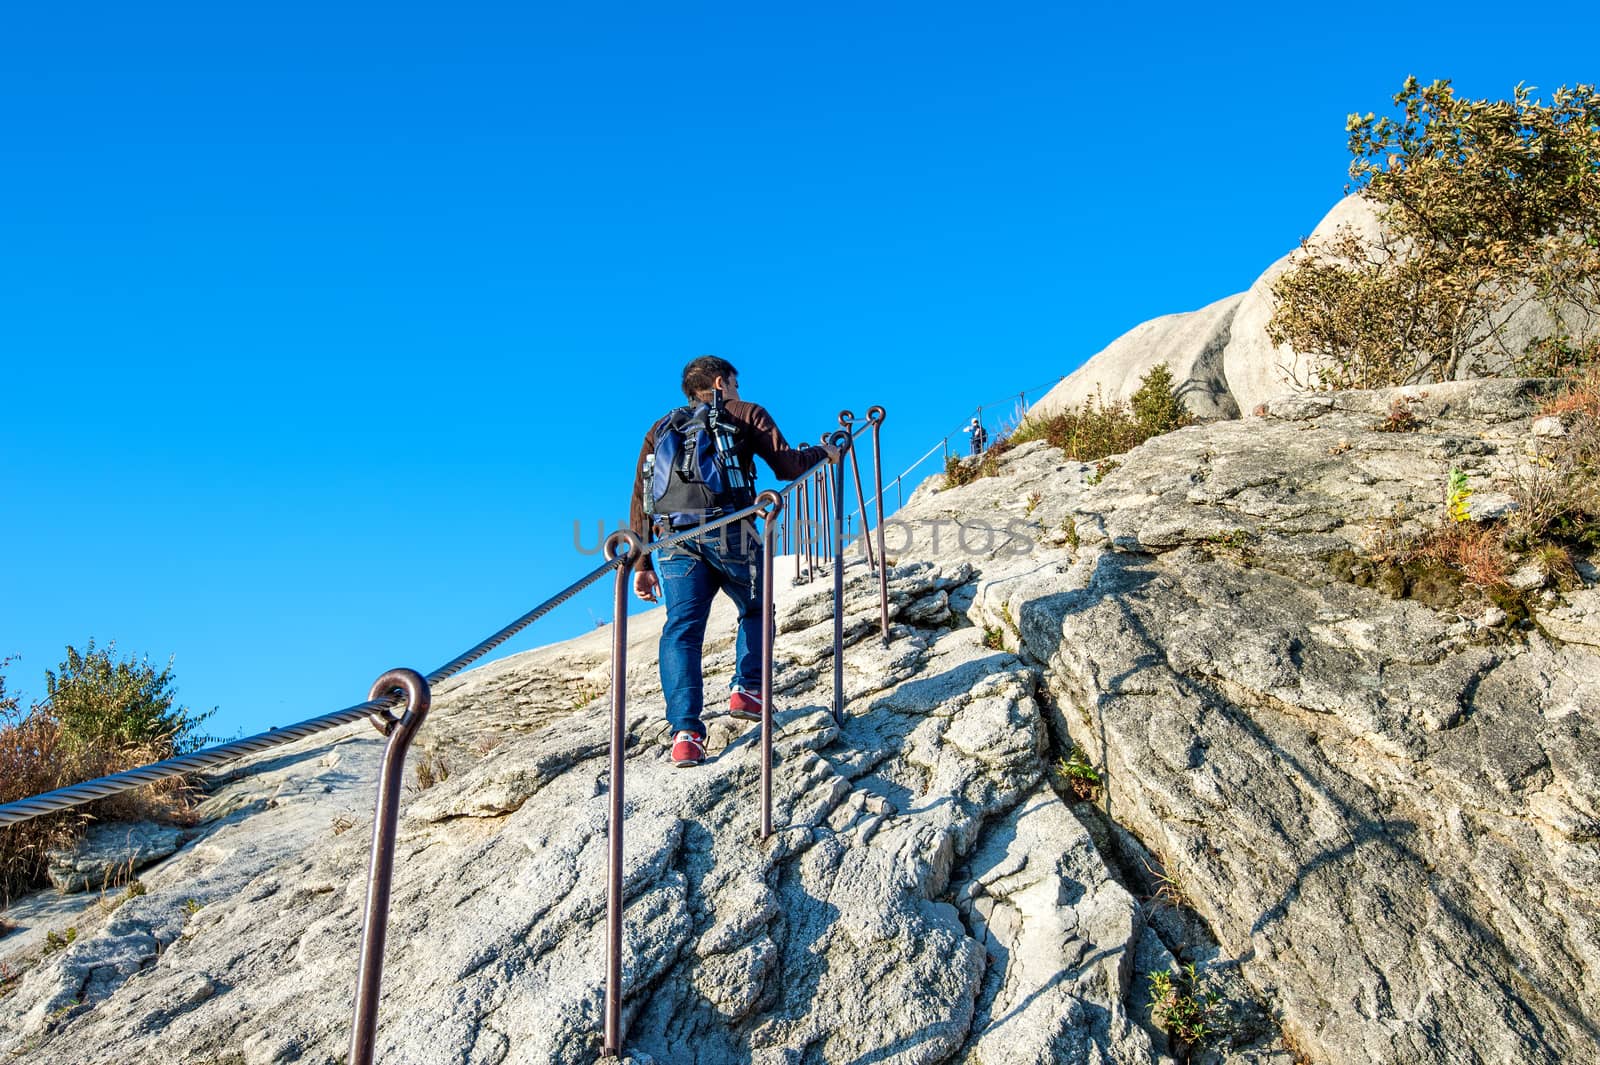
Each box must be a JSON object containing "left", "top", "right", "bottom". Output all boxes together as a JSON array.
[{"left": 630, "top": 355, "right": 839, "bottom": 768}]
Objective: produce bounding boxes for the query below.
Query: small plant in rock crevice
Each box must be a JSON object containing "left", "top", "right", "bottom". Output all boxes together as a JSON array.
[
  {"left": 1376, "top": 395, "right": 1425, "bottom": 432},
  {"left": 102, "top": 878, "right": 147, "bottom": 913},
  {"left": 42, "top": 926, "right": 76, "bottom": 954},
  {"left": 1025, "top": 491, "right": 1043, "bottom": 516},
  {"left": 414, "top": 752, "right": 451, "bottom": 791},
  {"left": 981, "top": 626, "right": 1005, "bottom": 651},
  {"left": 1143, "top": 853, "right": 1193, "bottom": 912},
  {"left": 1087, "top": 459, "right": 1121, "bottom": 486},
  {"left": 1446, "top": 469, "right": 1473, "bottom": 523},
  {"left": 1053, "top": 747, "right": 1103, "bottom": 802},
  {"left": 1149, "top": 961, "right": 1226, "bottom": 1051}
]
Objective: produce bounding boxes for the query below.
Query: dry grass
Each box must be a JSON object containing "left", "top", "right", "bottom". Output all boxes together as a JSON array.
[
  {"left": 944, "top": 436, "right": 1015, "bottom": 488},
  {"left": 1416, "top": 522, "right": 1513, "bottom": 588},
  {"left": 1374, "top": 395, "right": 1425, "bottom": 432},
  {"left": 414, "top": 751, "right": 451, "bottom": 791},
  {"left": 1509, "top": 367, "right": 1600, "bottom": 546},
  {"left": 0, "top": 960, "right": 19, "bottom": 1000},
  {"left": 1, "top": 708, "right": 197, "bottom": 905},
  {"left": 1141, "top": 852, "right": 1193, "bottom": 912}
]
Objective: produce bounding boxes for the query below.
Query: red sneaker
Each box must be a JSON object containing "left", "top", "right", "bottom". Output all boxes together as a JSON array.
[
  {"left": 672, "top": 731, "right": 706, "bottom": 767},
  {"left": 729, "top": 690, "right": 763, "bottom": 721}
]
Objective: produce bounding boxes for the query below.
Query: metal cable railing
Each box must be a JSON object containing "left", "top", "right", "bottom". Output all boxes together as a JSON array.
[
  {"left": 840, "top": 376, "right": 1062, "bottom": 526},
  {"left": 0, "top": 554, "right": 636, "bottom": 829},
  {"left": 1, "top": 403, "right": 891, "bottom": 1065}
]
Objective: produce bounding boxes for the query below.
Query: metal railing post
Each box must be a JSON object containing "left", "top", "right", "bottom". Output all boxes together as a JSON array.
[
  {"left": 839, "top": 411, "right": 877, "bottom": 571},
  {"left": 818, "top": 439, "right": 835, "bottom": 565},
  {"left": 829, "top": 430, "right": 850, "bottom": 726},
  {"left": 822, "top": 469, "right": 831, "bottom": 562},
  {"left": 796, "top": 478, "right": 809, "bottom": 583},
  {"left": 868, "top": 407, "right": 890, "bottom": 646},
  {"left": 602, "top": 530, "right": 642, "bottom": 1058},
  {"left": 349, "top": 669, "right": 433, "bottom": 1065},
  {"left": 754, "top": 491, "right": 783, "bottom": 841},
  {"left": 800, "top": 479, "right": 812, "bottom": 585}
]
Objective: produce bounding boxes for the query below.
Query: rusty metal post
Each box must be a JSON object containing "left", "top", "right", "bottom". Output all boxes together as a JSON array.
[
  {"left": 796, "top": 478, "right": 808, "bottom": 583},
  {"left": 868, "top": 406, "right": 890, "bottom": 647},
  {"left": 349, "top": 669, "right": 432, "bottom": 1065},
  {"left": 601, "top": 530, "right": 642, "bottom": 1058},
  {"left": 828, "top": 430, "right": 851, "bottom": 726},
  {"left": 800, "top": 479, "right": 812, "bottom": 585},
  {"left": 815, "top": 469, "right": 829, "bottom": 570},
  {"left": 818, "top": 438, "right": 835, "bottom": 565},
  {"left": 753, "top": 490, "right": 783, "bottom": 841},
  {"left": 839, "top": 411, "right": 876, "bottom": 570}
]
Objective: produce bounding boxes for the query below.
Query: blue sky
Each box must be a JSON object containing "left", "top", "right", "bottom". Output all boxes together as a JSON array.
[{"left": 3, "top": 2, "right": 1596, "bottom": 740}]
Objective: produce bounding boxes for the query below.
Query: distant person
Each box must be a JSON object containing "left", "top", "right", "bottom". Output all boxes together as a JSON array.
[
  {"left": 965, "top": 417, "right": 988, "bottom": 456},
  {"left": 630, "top": 355, "right": 839, "bottom": 768}
]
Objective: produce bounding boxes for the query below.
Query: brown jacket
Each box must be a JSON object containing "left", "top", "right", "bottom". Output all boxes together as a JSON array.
[{"left": 629, "top": 400, "right": 828, "bottom": 572}]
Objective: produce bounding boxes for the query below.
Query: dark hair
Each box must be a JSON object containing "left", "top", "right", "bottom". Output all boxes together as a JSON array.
[{"left": 681, "top": 355, "right": 738, "bottom": 400}]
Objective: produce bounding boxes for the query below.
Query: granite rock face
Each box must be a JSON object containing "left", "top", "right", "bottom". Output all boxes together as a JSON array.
[
  {"left": 0, "top": 557, "right": 1183, "bottom": 1063},
  {"left": 45, "top": 821, "right": 184, "bottom": 894},
  {"left": 3, "top": 377, "right": 1592, "bottom": 1065},
  {"left": 962, "top": 378, "right": 1599, "bottom": 1064}
]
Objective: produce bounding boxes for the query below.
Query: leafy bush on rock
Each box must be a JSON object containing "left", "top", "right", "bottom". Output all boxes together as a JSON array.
[{"left": 1, "top": 644, "right": 212, "bottom": 903}]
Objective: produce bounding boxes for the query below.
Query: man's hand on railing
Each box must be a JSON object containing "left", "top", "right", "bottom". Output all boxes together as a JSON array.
[
  {"left": 634, "top": 569, "right": 660, "bottom": 603},
  {"left": 819, "top": 442, "right": 842, "bottom": 464}
]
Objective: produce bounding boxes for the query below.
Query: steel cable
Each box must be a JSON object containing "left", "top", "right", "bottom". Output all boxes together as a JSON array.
[
  {"left": 0, "top": 553, "right": 634, "bottom": 829},
  {"left": 0, "top": 440, "right": 844, "bottom": 829}
]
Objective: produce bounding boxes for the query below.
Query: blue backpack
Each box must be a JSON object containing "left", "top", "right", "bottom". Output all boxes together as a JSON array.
[{"left": 643, "top": 404, "right": 753, "bottom": 525}]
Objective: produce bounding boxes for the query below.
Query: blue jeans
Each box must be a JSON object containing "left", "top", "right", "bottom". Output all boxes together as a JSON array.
[{"left": 656, "top": 520, "right": 764, "bottom": 737}]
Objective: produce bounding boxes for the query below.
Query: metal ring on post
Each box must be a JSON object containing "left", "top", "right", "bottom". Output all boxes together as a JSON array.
[
  {"left": 600, "top": 528, "right": 640, "bottom": 1059},
  {"left": 350, "top": 668, "right": 432, "bottom": 1065},
  {"left": 603, "top": 529, "right": 641, "bottom": 564}
]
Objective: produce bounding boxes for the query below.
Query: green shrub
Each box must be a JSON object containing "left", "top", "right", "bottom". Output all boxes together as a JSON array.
[
  {"left": 46, "top": 640, "right": 214, "bottom": 755},
  {"left": 1, "top": 646, "right": 210, "bottom": 904},
  {"left": 1010, "top": 364, "right": 1193, "bottom": 467},
  {"left": 943, "top": 436, "right": 1013, "bottom": 488},
  {"left": 1268, "top": 77, "right": 1600, "bottom": 389}
]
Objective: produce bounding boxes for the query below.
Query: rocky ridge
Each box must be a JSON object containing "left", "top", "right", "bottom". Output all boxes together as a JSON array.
[
  {"left": 0, "top": 555, "right": 1214, "bottom": 1063},
  {"left": 2, "top": 377, "right": 1595, "bottom": 1064}
]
